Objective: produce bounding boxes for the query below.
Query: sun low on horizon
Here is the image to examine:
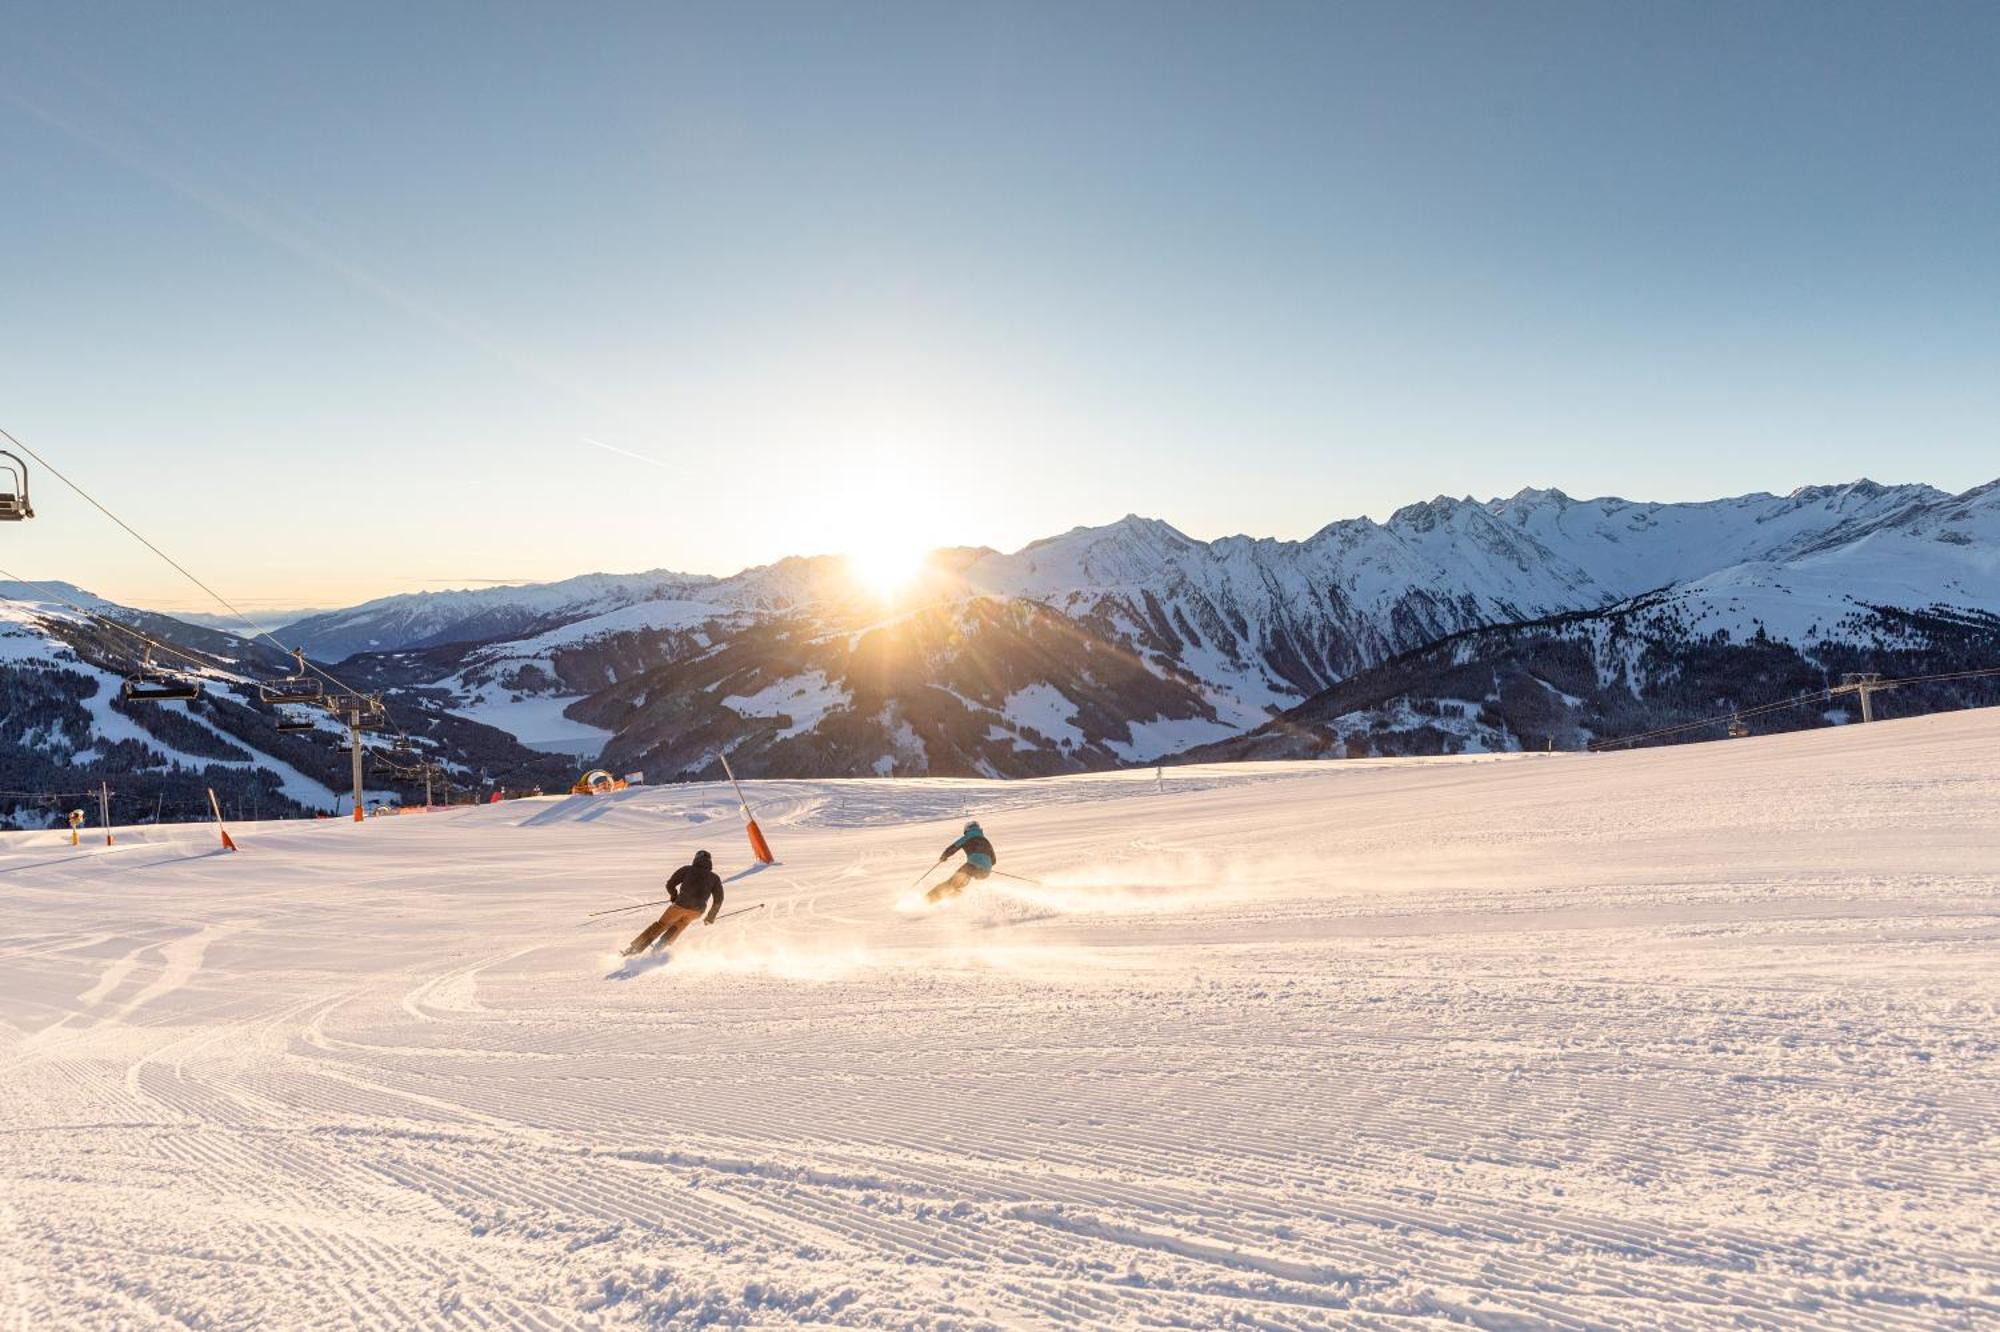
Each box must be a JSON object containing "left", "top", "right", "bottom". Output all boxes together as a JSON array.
[
  {"left": 844, "top": 540, "right": 930, "bottom": 602},
  {"left": 820, "top": 463, "right": 953, "bottom": 603}
]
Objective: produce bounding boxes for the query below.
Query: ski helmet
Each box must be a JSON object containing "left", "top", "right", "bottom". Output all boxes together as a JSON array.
[
  {"left": 693, "top": 849, "right": 712, "bottom": 867},
  {"left": 963, "top": 821, "right": 981, "bottom": 836}
]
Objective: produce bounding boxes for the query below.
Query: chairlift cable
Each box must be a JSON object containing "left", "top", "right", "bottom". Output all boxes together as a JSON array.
[
  {"left": 0, "top": 567, "right": 218, "bottom": 674},
  {"left": 1591, "top": 661, "right": 2000, "bottom": 751},
  {"left": 0, "top": 428, "right": 367, "bottom": 702}
]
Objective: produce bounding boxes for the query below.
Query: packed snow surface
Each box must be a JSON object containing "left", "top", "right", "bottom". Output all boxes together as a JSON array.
[{"left": 4, "top": 710, "right": 1997, "bottom": 1329}]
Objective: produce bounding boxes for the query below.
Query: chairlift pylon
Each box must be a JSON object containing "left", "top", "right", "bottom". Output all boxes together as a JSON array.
[
  {"left": 122, "top": 648, "right": 202, "bottom": 703},
  {"left": 0, "top": 449, "right": 33, "bottom": 521},
  {"left": 259, "top": 647, "right": 324, "bottom": 704}
]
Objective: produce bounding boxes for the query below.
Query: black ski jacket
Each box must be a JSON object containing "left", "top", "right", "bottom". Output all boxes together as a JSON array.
[{"left": 667, "top": 862, "right": 724, "bottom": 913}]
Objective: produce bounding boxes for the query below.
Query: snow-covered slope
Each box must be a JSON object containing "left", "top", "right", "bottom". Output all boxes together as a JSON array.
[
  {"left": 1641, "top": 477, "right": 2000, "bottom": 644},
  {"left": 5, "top": 708, "right": 1996, "bottom": 1327},
  {"left": 0, "top": 589, "right": 579, "bottom": 825},
  {"left": 0, "top": 590, "right": 346, "bottom": 818}
]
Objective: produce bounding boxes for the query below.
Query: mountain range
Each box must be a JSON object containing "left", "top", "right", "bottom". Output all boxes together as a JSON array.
[{"left": 2, "top": 477, "right": 1995, "bottom": 825}]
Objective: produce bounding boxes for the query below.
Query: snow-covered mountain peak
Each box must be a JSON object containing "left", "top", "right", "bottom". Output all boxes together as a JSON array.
[
  {"left": 1775, "top": 478, "right": 1940, "bottom": 514},
  {"left": 1786, "top": 477, "right": 1880, "bottom": 502},
  {"left": 1493, "top": 485, "right": 1575, "bottom": 509},
  {"left": 13, "top": 475, "right": 1996, "bottom": 789},
  {"left": 1065, "top": 513, "right": 1199, "bottom": 550},
  {"left": 1385, "top": 494, "right": 1485, "bottom": 532},
  {"left": 263, "top": 476, "right": 1998, "bottom": 753},
  {"left": 969, "top": 514, "right": 1200, "bottom": 594}
]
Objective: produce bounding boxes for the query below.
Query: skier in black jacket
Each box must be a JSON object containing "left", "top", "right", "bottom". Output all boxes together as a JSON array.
[
  {"left": 623, "top": 850, "right": 725, "bottom": 954},
  {"left": 927, "top": 821, "right": 996, "bottom": 903}
]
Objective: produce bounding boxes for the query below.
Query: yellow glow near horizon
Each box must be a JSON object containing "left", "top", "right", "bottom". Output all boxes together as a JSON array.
[
  {"left": 826, "top": 454, "right": 945, "bottom": 602},
  {"left": 845, "top": 541, "right": 928, "bottom": 602}
]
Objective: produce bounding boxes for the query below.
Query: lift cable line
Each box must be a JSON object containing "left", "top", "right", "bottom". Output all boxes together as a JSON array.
[
  {"left": 0, "top": 570, "right": 384, "bottom": 819},
  {"left": 0, "top": 566, "right": 220, "bottom": 675},
  {"left": 0, "top": 427, "right": 366, "bottom": 703},
  {"left": 1592, "top": 688, "right": 1839, "bottom": 751},
  {"left": 1590, "top": 661, "right": 2000, "bottom": 752},
  {"left": 2, "top": 429, "right": 396, "bottom": 819},
  {"left": 1, "top": 426, "right": 393, "bottom": 821},
  {"left": 0, "top": 573, "right": 375, "bottom": 819}
]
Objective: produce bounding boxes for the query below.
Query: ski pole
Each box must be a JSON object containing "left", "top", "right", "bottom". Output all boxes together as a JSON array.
[
  {"left": 712, "top": 903, "right": 764, "bottom": 924},
  {"left": 586, "top": 897, "right": 674, "bottom": 919},
  {"left": 988, "top": 869, "right": 1043, "bottom": 887},
  {"left": 909, "top": 861, "right": 942, "bottom": 891}
]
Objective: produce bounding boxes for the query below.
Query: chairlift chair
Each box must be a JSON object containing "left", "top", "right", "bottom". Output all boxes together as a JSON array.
[
  {"left": 370, "top": 752, "right": 415, "bottom": 782},
  {"left": 275, "top": 708, "right": 317, "bottom": 734},
  {"left": 0, "top": 450, "right": 32, "bottom": 521},
  {"left": 324, "top": 694, "right": 389, "bottom": 732},
  {"left": 259, "top": 648, "right": 324, "bottom": 704},
  {"left": 122, "top": 649, "right": 202, "bottom": 703}
]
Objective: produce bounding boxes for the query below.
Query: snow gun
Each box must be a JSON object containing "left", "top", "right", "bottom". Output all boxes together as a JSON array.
[
  {"left": 716, "top": 751, "right": 776, "bottom": 865},
  {"left": 206, "top": 787, "right": 238, "bottom": 853}
]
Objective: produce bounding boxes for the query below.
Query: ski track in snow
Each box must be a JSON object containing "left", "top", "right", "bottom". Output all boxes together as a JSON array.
[{"left": 2, "top": 711, "right": 1997, "bottom": 1329}]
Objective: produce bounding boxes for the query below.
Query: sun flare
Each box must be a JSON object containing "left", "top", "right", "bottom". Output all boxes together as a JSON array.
[{"left": 845, "top": 542, "right": 927, "bottom": 602}]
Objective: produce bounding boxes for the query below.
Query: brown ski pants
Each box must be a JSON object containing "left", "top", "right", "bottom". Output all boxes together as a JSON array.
[{"left": 626, "top": 904, "right": 702, "bottom": 955}]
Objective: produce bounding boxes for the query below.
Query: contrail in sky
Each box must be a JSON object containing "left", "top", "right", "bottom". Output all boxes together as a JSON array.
[
  {"left": 578, "top": 435, "right": 675, "bottom": 469},
  {"left": 0, "top": 51, "right": 627, "bottom": 424}
]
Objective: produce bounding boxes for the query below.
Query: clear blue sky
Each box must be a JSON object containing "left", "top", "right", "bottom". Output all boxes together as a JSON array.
[{"left": 2, "top": 1, "right": 1995, "bottom": 611}]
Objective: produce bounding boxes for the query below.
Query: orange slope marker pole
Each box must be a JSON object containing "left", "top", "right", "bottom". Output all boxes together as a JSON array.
[
  {"left": 716, "top": 751, "right": 775, "bottom": 864},
  {"left": 206, "top": 787, "right": 238, "bottom": 853}
]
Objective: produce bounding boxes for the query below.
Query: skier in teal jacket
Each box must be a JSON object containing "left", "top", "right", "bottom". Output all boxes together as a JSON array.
[{"left": 928, "top": 821, "right": 996, "bottom": 903}]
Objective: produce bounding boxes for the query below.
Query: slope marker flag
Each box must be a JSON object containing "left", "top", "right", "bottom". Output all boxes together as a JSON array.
[
  {"left": 206, "top": 787, "right": 238, "bottom": 853},
  {"left": 716, "top": 751, "right": 775, "bottom": 864}
]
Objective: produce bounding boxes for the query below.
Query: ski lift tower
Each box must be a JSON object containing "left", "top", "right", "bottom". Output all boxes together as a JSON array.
[
  {"left": 1830, "top": 672, "right": 1897, "bottom": 724},
  {"left": 331, "top": 694, "right": 387, "bottom": 821}
]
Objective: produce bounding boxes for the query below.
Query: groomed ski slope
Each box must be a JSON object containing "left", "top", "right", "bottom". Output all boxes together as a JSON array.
[{"left": 3, "top": 711, "right": 1996, "bottom": 1330}]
